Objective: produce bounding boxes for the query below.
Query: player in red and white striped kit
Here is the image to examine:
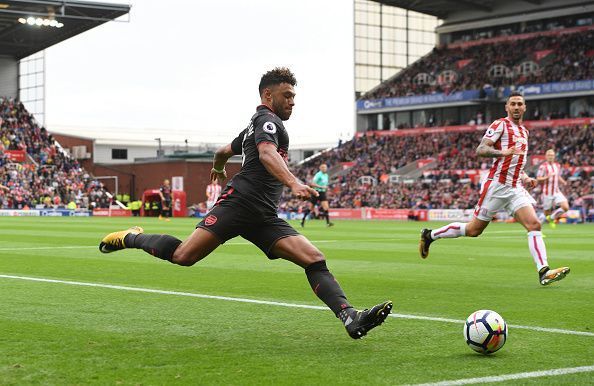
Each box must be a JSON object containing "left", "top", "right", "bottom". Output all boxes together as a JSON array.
[
  {"left": 205, "top": 179, "right": 222, "bottom": 210},
  {"left": 536, "top": 149, "right": 569, "bottom": 229},
  {"left": 419, "top": 92, "right": 570, "bottom": 285}
]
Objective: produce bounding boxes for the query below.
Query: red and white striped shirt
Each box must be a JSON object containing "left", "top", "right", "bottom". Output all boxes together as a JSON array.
[
  {"left": 537, "top": 161, "right": 561, "bottom": 196},
  {"left": 206, "top": 183, "right": 222, "bottom": 204},
  {"left": 483, "top": 117, "right": 529, "bottom": 187}
]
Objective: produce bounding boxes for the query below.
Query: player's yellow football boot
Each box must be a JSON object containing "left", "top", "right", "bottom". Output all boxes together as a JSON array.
[
  {"left": 539, "top": 266, "right": 570, "bottom": 286},
  {"left": 99, "top": 226, "right": 144, "bottom": 253},
  {"left": 546, "top": 215, "right": 557, "bottom": 229}
]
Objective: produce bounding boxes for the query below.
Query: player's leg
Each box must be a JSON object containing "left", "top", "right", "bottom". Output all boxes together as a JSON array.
[
  {"left": 550, "top": 196, "right": 569, "bottom": 223},
  {"left": 301, "top": 201, "right": 313, "bottom": 227},
  {"left": 243, "top": 218, "right": 391, "bottom": 339},
  {"left": 542, "top": 196, "right": 556, "bottom": 227},
  {"left": 320, "top": 200, "right": 333, "bottom": 226},
  {"left": 271, "top": 235, "right": 392, "bottom": 339},
  {"left": 514, "top": 205, "right": 569, "bottom": 285},
  {"left": 99, "top": 225, "right": 220, "bottom": 265},
  {"left": 99, "top": 204, "right": 240, "bottom": 265},
  {"left": 419, "top": 217, "right": 489, "bottom": 259},
  {"left": 163, "top": 200, "right": 171, "bottom": 221},
  {"left": 420, "top": 180, "right": 499, "bottom": 258}
]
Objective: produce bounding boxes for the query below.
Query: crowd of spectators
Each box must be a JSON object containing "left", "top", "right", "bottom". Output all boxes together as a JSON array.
[
  {"left": 0, "top": 97, "right": 110, "bottom": 210},
  {"left": 451, "top": 14, "right": 593, "bottom": 44},
  {"left": 280, "top": 124, "right": 593, "bottom": 213},
  {"left": 362, "top": 29, "right": 594, "bottom": 100}
]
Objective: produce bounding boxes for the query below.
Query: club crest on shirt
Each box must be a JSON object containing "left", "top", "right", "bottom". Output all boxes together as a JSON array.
[
  {"left": 204, "top": 215, "right": 217, "bottom": 226},
  {"left": 263, "top": 121, "right": 277, "bottom": 134}
]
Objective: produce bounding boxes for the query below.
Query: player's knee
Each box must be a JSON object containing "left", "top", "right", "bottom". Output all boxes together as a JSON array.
[
  {"left": 310, "top": 249, "right": 325, "bottom": 262},
  {"left": 171, "top": 249, "right": 203, "bottom": 267},
  {"left": 300, "top": 247, "right": 325, "bottom": 265},
  {"left": 526, "top": 221, "right": 541, "bottom": 232},
  {"left": 466, "top": 227, "right": 483, "bottom": 237}
]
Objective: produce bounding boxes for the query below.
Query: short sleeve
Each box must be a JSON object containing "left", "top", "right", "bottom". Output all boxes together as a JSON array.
[
  {"left": 230, "top": 129, "right": 245, "bottom": 155},
  {"left": 313, "top": 172, "right": 322, "bottom": 185},
  {"left": 254, "top": 116, "right": 281, "bottom": 148},
  {"left": 537, "top": 164, "right": 546, "bottom": 178},
  {"left": 483, "top": 120, "right": 504, "bottom": 142}
]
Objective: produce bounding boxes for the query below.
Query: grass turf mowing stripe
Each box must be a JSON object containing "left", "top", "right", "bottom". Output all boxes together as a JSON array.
[
  {"left": 2, "top": 274, "right": 593, "bottom": 338},
  {"left": 409, "top": 365, "right": 594, "bottom": 385}
]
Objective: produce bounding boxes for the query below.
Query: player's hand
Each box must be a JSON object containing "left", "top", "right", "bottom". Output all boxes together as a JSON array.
[
  {"left": 522, "top": 177, "right": 537, "bottom": 189},
  {"left": 210, "top": 168, "right": 227, "bottom": 183},
  {"left": 501, "top": 147, "right": 524, "bottom": 157},
  {"left": 290, "top": 182, "right": 318, "bottom": 199}
]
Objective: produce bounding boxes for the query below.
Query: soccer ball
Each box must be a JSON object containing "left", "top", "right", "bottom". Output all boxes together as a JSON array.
[{"left": 463, "top": 310, "right": 507, "bottom": 354}]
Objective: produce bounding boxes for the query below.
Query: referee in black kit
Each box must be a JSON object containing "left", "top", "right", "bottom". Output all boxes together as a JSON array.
[{"left": 99, "top": 67, "right": 392, "bottom": 339}]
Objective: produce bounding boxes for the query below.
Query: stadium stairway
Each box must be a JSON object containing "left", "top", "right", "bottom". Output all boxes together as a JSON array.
[{"left": 392, "top": 159, "right": 438, "bottom": 180}]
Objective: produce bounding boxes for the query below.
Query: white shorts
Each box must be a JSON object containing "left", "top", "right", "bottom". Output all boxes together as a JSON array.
[
  {"left": 474, "top": 180, "right": 536, "bottom": 222},
  {"left": 206, "top": 201, "right": 216, "bottom": 210},
  {"left": 542, "top": 192, "right": 568, "bottom": 211}
]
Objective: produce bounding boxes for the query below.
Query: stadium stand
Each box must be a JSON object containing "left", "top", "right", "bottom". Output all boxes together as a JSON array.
[
  {"left": 283, "top": 122, "right": 593, "bottom": 217},
  {"left": 0, "top": 97, "right": 111, "bottom": 209},
  {"left": 362, "top": 27, "right": 594, "bottom": 101}
]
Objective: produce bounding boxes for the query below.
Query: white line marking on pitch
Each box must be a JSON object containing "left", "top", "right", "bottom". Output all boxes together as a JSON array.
[
  {"left": 408, "top": 365, "right": 594, "bottom": 385},
  {"left": 0, "top": 246, "right": 96, "bottom": 251},
  {"left": 1, "top": 274, "right": 592, "bottom": 337}
]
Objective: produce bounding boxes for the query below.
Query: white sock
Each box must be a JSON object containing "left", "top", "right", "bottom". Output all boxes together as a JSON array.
[
  {"left": 551, "top": 207, "right": 565, "bottom": 220},
  {"left": 431, "top": 222, "right": 466, "bottom": 240},
  {"left": 528, "top": 231, "right": 548, "bottom": 272}
]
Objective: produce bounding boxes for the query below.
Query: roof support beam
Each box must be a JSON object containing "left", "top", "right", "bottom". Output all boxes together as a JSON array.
[{"left": 455, "top": 0, "right": 493, "bottom": 12}]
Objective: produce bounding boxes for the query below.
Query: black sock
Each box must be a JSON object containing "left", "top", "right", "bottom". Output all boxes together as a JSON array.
[
  {"left": 305, "top": 260, "right": 352, "bottom": 315},
  {"left": 323, "top": 210, "right": 330, "bottom": 224},
  {"left": 302, "top": 209, "right": 310, "bottom": 222},
  {"left": 124, "top": 233, "right": 182, "bottom": 261}
]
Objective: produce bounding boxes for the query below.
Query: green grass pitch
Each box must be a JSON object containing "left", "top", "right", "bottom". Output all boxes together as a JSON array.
[{"left": 0, "top": 217, "right": 593, "bottom": 385}]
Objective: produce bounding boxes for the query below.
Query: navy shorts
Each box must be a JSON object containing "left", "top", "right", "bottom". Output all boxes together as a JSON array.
[{"left": 197, "top": 188, "right": 299, "bottom": 259}]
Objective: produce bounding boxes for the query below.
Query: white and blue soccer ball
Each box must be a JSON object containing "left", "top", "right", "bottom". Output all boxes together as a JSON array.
[{"left": 463, "top": 310, "right": 507, "bottom": 354}]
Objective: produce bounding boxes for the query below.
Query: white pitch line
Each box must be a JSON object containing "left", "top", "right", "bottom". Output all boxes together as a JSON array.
[
  {"left": 409, "top": 365, "right": 594, "bottom": 386},
  {"left": 1, "top": 274, "right": 593, "bottom": 337},
  {"left": 0, "top": 246, "right": 96, "bottom": 251}
]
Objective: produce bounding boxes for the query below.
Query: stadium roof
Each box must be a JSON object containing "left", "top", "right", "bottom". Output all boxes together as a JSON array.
[
  {"left": 370, "top": 0, "right": 547, "bottom": 19},
  {"left": 0, "top": 0, "right": 130, "bottom": 59}
]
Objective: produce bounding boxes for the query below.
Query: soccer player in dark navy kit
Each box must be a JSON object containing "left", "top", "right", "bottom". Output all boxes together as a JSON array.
[
  {"left": 158, "top": 178, "right": 172, "bottom": 221},
  {"left": 99, "top": 68, "right": 392, "bottom": 339}
]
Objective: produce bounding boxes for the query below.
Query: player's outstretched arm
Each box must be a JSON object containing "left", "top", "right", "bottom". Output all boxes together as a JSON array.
[
  {"left": 211, "top": 143, "right": 235, "bottom": 182},
  {"left": 258, "top": 142, "right": 318, "bottom": 199},
  {"left": 476, "top": 138, "right": 522, "bottom": 158}
]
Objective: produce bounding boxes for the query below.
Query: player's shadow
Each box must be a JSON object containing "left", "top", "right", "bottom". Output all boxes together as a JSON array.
[{"left": 455, "top": 352, "right": 508, "bottom": 360}]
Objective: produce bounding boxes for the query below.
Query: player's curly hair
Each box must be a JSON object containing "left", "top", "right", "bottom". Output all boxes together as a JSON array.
[{"left": 259, "top": 67, "right": 297, "bottom": 95}]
